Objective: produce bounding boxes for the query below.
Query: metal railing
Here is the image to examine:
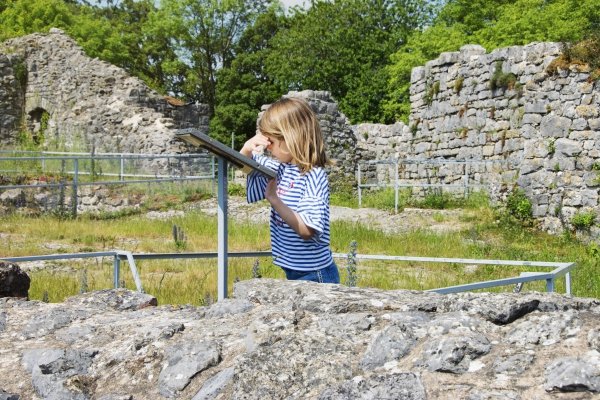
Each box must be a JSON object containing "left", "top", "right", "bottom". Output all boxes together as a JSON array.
[
  {"left": 357, "top": 158, "right": 512, "bottom": 212},
  {"left": 349, "top": 254, "right": 574, "bottom": 294},
  {"left": 0, "top": 151, "right": 217, "bottom": 217},
  {"left": 0, "top": 151, "right": 214, "bottom": 182},
  {"left": 2, "top": 250, "right": 575, "bottom": 297}
]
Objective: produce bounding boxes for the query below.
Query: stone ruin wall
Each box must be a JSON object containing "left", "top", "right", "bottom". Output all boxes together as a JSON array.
[
  {"left": 0, "top": 53, "right": 24, "bottom": 140},
  {"left": 356, "top": 42, "right": 600, "bottom": 236},
  {"left": 0, "top": 28, "right": 210, "bottom": 157},
  {"left": 0, "top": 30, "right": 357, "bottom": 181}
]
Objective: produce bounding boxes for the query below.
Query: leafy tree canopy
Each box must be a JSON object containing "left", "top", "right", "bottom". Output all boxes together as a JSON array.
[
  {"left": 210, "top": 7, "right": 286, "bottom": 146},
  {"left": 150, "top": 0, "right": 274, "bottom": 115},
  {"left": 265, "top": 0, "right": 436, "bottom": 124}
]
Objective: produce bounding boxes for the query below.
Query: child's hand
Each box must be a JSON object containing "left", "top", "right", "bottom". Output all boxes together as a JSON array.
[{"left": 241, "top": 133, "right": 271, "bottom": 157}]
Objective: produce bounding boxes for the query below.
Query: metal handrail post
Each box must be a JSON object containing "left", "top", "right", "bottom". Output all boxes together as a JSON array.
[
  {"left": 394, "top": 160, "right": 399, "bottom": 213},
  {"left": 72, "top": 158, "right": 78, "bottom": 218},
  {"left": 113, "top": 254, "right": 121, "bottom": 289},
  {"left": 566, "top": 272, "right": 572, "bottom": 295},
  {"left": 357, "top": 164, "right": 362, "bottom": 208},
  {"left": 217, "top": 157, "right": 228, "bottom": 300},
  {"left": 119, "top": 154, "right": 124, "bottom": 181},
  {"left": 116, "top": 250, "right": 144, "bottom": 293},
  {"left": 463, "top": 163, "right": 469, "bottom": 198},
  {"left": 546, "top": 278, "right": 555, "bottom": 293}
]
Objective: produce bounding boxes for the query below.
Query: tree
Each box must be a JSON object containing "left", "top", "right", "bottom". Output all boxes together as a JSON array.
[
  {"left": 151, "top": 0, "right": 274, "bottom": 115},
  {"left": 210, "top": 7, "right": 285, "bottom": 146},
  {"left": 265, "top": 0, "right": 435, "bottom": 124},
  {"left": 0, "top": 0, "right": 78, "bottom": 41},
  {"left": 83, "top": 0, "right": 179, "bottom": 95}
]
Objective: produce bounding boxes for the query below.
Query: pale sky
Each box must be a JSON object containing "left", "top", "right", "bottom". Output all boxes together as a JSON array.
[{"left": 281, "top": 0, "right": 309, "bottom": 10}]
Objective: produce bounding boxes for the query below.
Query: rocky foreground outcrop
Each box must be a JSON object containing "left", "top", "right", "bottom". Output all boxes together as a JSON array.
[{"left": 0, "top": 279, "right": 599, "bottom": 399}]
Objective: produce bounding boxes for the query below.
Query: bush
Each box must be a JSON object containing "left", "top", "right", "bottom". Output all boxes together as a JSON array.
[
  {"left": 505, "top": 188, "right": 532, "bottom": 222},
  {"left": 420, "top": 189, "right": 451, "bottom": 209},
  {"left": 228, "top": 182, "right": 246, "bottom": 197},
  {"left": 571, "top": 211, "right": 595, "bottom": 230},
  {"left": 547, "top": 31, "right": 600, "bottom": 80}
]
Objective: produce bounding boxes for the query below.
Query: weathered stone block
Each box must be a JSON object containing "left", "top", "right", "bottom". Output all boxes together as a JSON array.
[{"left": 0, "top": 262, "right": 30, "bottom": 298}]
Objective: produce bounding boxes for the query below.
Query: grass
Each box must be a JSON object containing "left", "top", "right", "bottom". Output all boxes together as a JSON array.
[{"left": 1, "top": 187, "right": 598, "bottom": 305}]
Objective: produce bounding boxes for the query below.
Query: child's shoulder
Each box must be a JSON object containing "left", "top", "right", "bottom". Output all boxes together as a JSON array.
[{"left": 304, "top": 166, "right": 329, "bottom": 184}]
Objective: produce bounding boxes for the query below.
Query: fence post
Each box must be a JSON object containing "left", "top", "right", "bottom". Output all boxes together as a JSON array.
[
  {"left": 113, "top": 254, "right": 121, "bottom": 289},
  {"left": 90, "top": 146, "right": 96, "bottom": 181},
  {"left": 357, "top": 163, "right": 362, "bottom": 208},
  {"left": 463, "top": 162, "right": 469, "bottom": 198},
  {"left": 119, "top": 154, "right": 124, "bottom": 181},
  {"left": 59, "top": 159, "right": 66, "bottom": 215},
  {"left": 72, "top": 158, "right": 78, "bottom": 218},
  {"left": 394, "top": 159, "right": 399, "bottom": 213}
]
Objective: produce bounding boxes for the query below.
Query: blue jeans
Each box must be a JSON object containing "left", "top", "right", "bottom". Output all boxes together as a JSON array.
[{"left": 282, "top": 262, "right": 340, "bottom": 284}]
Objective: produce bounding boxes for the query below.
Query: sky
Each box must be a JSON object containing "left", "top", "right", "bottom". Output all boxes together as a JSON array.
[{"left": 281, "top": 0, "right": 309, "bottom": 10}]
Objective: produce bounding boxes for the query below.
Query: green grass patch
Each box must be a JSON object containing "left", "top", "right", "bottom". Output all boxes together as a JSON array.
[{"left": 2, "top": 190, "right": 598, "bottom": 304}]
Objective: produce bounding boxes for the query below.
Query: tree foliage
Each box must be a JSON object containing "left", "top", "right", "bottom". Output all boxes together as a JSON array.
[
  {"left": 265, "top": 0, "right": 436, "bottom": 124},
  {"left": 1, "top": 0, "right": 599, "bottom": 130},
  {"left": 210, "top": 7, "right": 285, "bottom": 146},
  {"left": 150, "top": 0, "right": 273, "bottom": 115}
]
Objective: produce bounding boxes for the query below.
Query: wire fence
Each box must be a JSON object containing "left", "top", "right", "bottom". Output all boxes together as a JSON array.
[
  {"left": 0, "top": 150, "right": 217, "bottom": 217},
  {"left": 357, "top": 158, "right": 516, "bottom": 212}
]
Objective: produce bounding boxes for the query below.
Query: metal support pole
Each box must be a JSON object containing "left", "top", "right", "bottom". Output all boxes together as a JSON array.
[
  {"left": 565, "top": 272, "right": 571, "bottom": 295},
  {"left": 72, "top": 158, "right": 78, "bottom": 218},
  {"left": 217, "top": 157, "right": 228, "bottom": 300},
  {"left": 357, "top": 164, "right": 362, "bottom": 208},
  {"left": 119, "top": 155, "right": 124, "bottom": 181},
  {"left": 211, "top": 157, "right": 216, "bottom": 195},
  {"left": 546, "top": 278, "right": 555, "bottom": 293},
  {"left": 463, "top": 163, "right": 469, "bottom": 198},
  {"left": 113, "top": 255, "right": 121, "bottom": 289},
  {"left": 394, "top": 160, "right": 399, "bottom": 213}
]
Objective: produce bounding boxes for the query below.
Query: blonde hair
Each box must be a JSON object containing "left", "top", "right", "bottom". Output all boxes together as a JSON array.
[{"left": 258, "top": 97, "right": 330, "bottom": 173}]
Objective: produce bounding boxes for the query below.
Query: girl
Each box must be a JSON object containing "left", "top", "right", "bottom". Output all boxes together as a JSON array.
[{"left": 240, "top": 97, "right": 340, "bottom": 284}]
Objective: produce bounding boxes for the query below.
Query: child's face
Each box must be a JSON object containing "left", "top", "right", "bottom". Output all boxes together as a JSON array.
[{"left": 266, "top": 136, "right": 292, "bottom": 163}]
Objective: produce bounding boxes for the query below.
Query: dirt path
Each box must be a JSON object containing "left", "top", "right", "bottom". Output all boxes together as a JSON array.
[{"left": 183, "top": 196, "right": 468, "bottom": 235}]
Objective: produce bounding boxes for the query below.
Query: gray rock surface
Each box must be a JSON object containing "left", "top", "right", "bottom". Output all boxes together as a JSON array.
[{"left": 0, "top": 279, "right": 599, "bottom": 399}]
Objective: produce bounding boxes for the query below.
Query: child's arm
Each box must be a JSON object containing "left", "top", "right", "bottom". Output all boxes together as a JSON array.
[
  {"left": 265, "top": 179, "right": 316, "bottom": 240},
  {"left": 242, "top": 134, "right": 279, "bottom": 204}
]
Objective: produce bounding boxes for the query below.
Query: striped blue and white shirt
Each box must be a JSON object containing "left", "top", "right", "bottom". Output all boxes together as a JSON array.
[{"left": 247, "top": 154, "right": 333, "bottom": 271}]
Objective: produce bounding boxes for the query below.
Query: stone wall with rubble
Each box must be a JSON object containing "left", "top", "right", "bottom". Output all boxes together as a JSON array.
[
  {"left": 356, "top": 42, "right": 600, "bottom": 235},
  {"left": 0, "top": 28, "right": 209, "bottom": 154}
]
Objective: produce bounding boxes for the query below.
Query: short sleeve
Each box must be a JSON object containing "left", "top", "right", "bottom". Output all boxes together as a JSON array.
[
  {"left": 246, "top": 154, "right": 279, "bottom": 203},
  {"left": 296, "top": 169, "right": 329, "bottom": 238}
]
